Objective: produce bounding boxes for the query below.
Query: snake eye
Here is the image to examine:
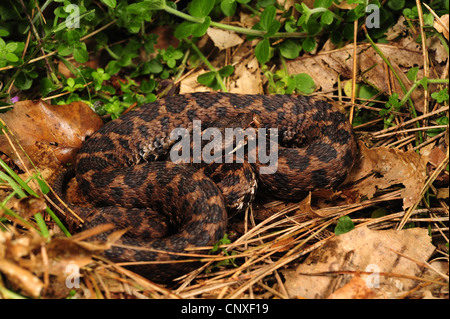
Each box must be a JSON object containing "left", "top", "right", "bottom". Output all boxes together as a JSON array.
[{"left": 49, "top": 141, "right": 59, "bottom": 146}]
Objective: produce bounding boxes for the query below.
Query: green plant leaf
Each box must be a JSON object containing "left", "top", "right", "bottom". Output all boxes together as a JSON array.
[
  {"left": 221, "top": 0, "right": 237, "bottom": 17},
  {"left": 192, "top": 16, "right": 211, "bottom": 37},
  {"left": 334, "top": 216, "right": 355, "bottom": 235},
  {"left": 293, "top": 73, "right": 315, "bottom": 94},
  {"left": 423, "top": 13, "right": 434, "bottom": 26},
  {"left": 320, "top": 10, "right": 334, "bottom": 25},
  {"left": 35, "top": 176, "right": 50, "bottom": 194},
  {"left": 314, "top": 0, "right": 333, "bottom": 8},
  {"left": 302, "top": 37, "right": 316, "bottom": 52},
  {"left": 218, "top": 65, "right": 234, "bottom": 77},
  {"left": 197, "top": 71, "right": 216, "bottom": 87},
  {"left": 57, "top": 43, "right": 73, "bottom": 56},
  {"left": 303, "top": 18, "right": 322, "bottom": 35},
  {"left": 431, "top": 89, "right": 449, "bottom": 103},
  {"left": 189, "top": 0, "right": 214, "bottom": 18},
  {"left": 279, "top": 39, "right": 302, "bottom": 59},
  {"left": 418, "top": 77, "right": 428, "bottom": 90},
  {"left": 15, "top": 72, "right": 33, "bottom": 90},
  {"left": 407, "top": 66, "right": 419, "bottom": 82},
  {"left": 197, "top": 66, "right": 233, "bottom": 90},
  {"left": 174, "top": 21, "right": 195, "bottom": 39},
  {"left": 39, "top": 78, "right": 59, "bottom": 96},
  {"left": 140, "top": 79, "right": 156, "bottom": 93},
  {"left": 100, "top": 0, "right": 116, "bottom": 8},
  {"left": 4, "top": 52, "right": 18, "bottom": 62},
  {"left": 255, "top": 38, "right": 271, "bottom": 64},
  {"left": 426, "top": 116, "right": 448, "bottom": 137},
  {"left": 143, "top": 59, "right": 163, "bottom": 74},
  {"left": 387, "top": 0, "right": 405, "bottom": 11},
  {"left": 106, "top": 60, "right": 121, "bottom": 75},
  {"left": 73, "top": 43, "right": 89, "bottom": 63},
  {"left": 260, "top": 5, "right": 277, "bottom": 31},
  {"left": 64, "top": 29, "right": 81, "bottom": 45},
  {"left": 266, "top": 19, "right": 281, "bottom": 37},
  {"left": 5, "top": 42, "right": 18, "bottom": 53}
]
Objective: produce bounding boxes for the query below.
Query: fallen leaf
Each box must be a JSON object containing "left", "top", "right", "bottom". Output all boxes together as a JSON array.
[
  {"left": 283, "top": 226, "right": 436, "bottom": 299},
  {"left": 229, "top": 55, "right": 262, "bottom": 94},
  {"left": 346, "top": 141, "right": 429, "bottom": 210},
  {"left": 286, "top": 43, "right": 431, "bottom": 111},
  {"left": 207, "top": 28, "right": 244, "bottom": 50},
  {"left": 427, "top": 36, "right": 449, "bottom": 64},
  {"left": 434, "top": 14, "right": 449, "bottom": 40},
  {"left": 57, "top": 59, "right": 99, "bottom": 79},
  {"left": 40, "top": 238, "right": 102, "bottom": 278},
  {"left": 0, "top": 100, "right": 103, "bottom": 171},
  {"left": 385, "top": 16, "right": 408, "bottom": 41},
  {"left": 436, "top": 188, "right": 449, "bottom": 199},
  {"left": 12, "top": 196, "right": 47, "bottom": 219},
  {"left": 179, "top": 70, "right": 214, "bottom": 94}
]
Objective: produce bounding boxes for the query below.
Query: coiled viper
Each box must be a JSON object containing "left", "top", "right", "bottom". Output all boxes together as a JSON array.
[{"left": 54, "top": 92, "right": 357, "bottom": 283}]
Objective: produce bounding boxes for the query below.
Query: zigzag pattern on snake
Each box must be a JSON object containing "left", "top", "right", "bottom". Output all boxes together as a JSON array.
[{"left": 53, "top": 92, "right": 358, "bottom": 283}]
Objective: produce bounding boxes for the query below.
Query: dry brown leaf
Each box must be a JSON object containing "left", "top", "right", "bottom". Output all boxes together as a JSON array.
[
  {"left": 12, "top": 196, "right": 47, "bottom": 220},
  {"left": 283, "top": 226, "right": 436, "bottom": 299},
  {"left": 179, "top": 41, "right": 262, "bottom": 94},
  {"left": 346, "top": 141, "right": 429, "bottom": 210},
  {"left": 297, "top": 192, "right": 314, "bottom": 216},
  {"left": 179, "top": 70, "right": 214, "bottom": 94},
  {"left": 386, "top": 16, "right": 408, "bottom": 41},
  {"left": 229, "top": 41, "right": 263, "bottom": 94},
  {"left": 436, "top": 187, "right": 449, "bottom": 199},
  {"left": 207, "top": 28, "right": 244, "bottom": 50},
  {"left": 428, "top": 143, "right": 447, "bottom": 167},
  {"left": 0, "top": 100, "right": 103, "bottom": 170},
  {"left": 57, "top": 59, "right": 99, "bottom": 79},
  {"left": 286, "top": 43, "right": 429, "bottom": 111},
  {"left": 239, "top": 12, "right": 260, "bottom": 29},
  {"left": 40, "top": 238, "right": 102, "bottom": 278},
  {"left": 434, "top": 14, "right": 449, "bottom": 40},
  {"left": 427, "top": 36, "right": 449, "bottom": 64},
  {"left": 229, "top": 56, "right": 262, "bottom": 94}
]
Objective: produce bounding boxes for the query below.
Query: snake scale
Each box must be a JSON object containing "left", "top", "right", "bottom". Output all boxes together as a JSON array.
[{"left": 54, "top": 92, "right": 357, "bottom": 283}]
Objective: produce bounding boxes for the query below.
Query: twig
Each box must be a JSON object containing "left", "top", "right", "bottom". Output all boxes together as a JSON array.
[
  {"left": 373, "top": 125, "right": 447, "bottom": 139},
  {"left": 415, "top": 0, "right": 429, "bottom": 122},
  {"left": 371, "top": 106, "right": 448, "bottom": 136},
  {"left": 350, "top": 19, "right": 358, "bottom": 124}
]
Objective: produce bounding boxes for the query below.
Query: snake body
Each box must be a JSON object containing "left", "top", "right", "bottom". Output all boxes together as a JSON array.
[{"left": 54, "top": 92, "right": 357, "bottom": 282}]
